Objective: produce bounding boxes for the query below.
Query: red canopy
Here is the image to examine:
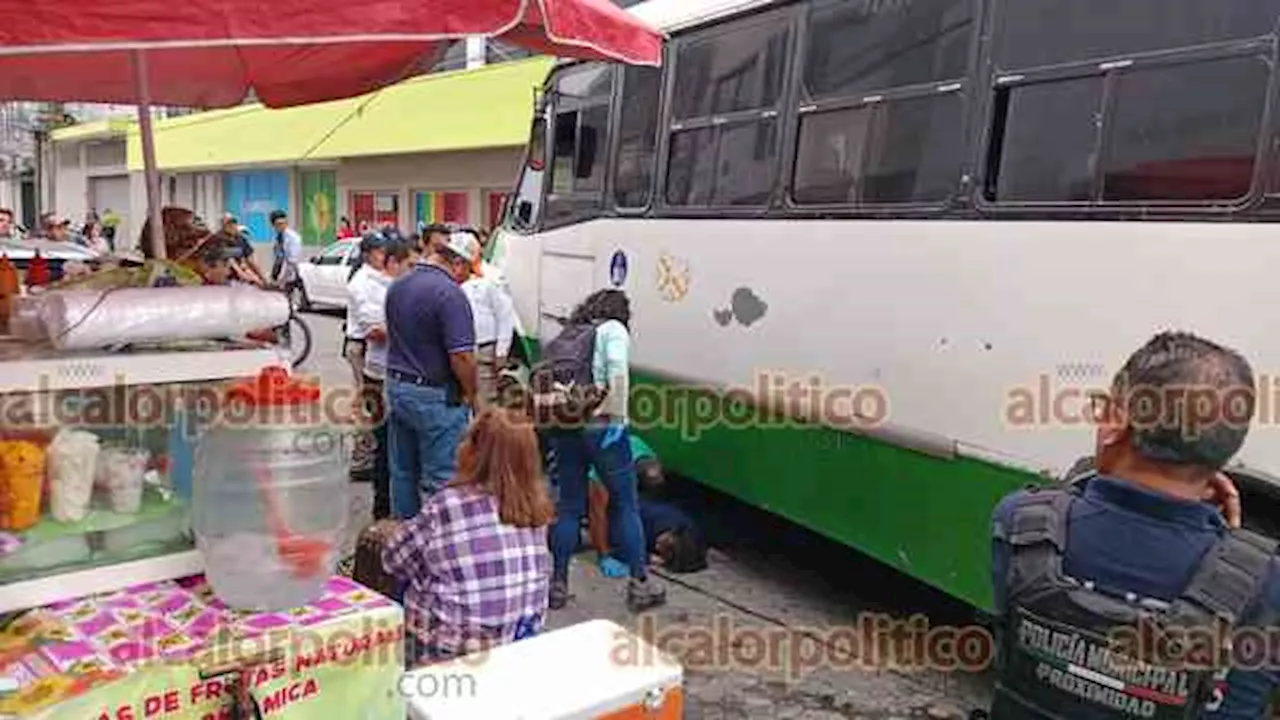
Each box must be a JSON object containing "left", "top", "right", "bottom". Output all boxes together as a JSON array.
[{"left": 0, "top": 0, "right": 663, "bottom": 108}]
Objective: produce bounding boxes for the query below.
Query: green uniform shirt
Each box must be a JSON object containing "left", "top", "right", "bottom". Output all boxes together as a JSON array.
[{"left": 588, "top": 433, "right": 655, "bottom": 484}]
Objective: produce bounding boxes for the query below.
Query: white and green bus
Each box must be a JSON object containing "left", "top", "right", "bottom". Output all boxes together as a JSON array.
[{"left": 488, "top": 0, "right": 1280, "bottom": 611}]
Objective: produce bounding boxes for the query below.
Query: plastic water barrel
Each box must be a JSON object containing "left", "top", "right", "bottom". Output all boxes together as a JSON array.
[{"left": 192, "top": 367, "right": 349, "bottom": 611}]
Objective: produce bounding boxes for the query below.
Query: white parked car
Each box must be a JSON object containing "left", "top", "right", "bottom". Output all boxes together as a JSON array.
[
  {"left": 0, "top": 237, "right": 102, "bottom": 285},
  {"left": 292, "top": 239, "right": 360, "bottom": 310}
]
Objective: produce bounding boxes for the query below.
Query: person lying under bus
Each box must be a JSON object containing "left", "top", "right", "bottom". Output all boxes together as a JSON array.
[
  {"left": 382, "top": 407, "right": 553, "bottom": 667},
  {"left": 587, "top": 436, "right": 707, "bottom": 578}
]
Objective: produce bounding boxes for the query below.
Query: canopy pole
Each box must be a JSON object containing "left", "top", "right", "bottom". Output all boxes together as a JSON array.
[{"left": 133, "top": 50, "right": 165, "bottom": 260}]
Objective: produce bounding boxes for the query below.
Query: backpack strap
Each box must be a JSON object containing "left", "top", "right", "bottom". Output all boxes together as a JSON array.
[
  {"left": 1002, "top": 488, "right": 1078, "bottom": 598},
  {"left": 1168, "top": 528, "right": 1277, "bottom": 627}
]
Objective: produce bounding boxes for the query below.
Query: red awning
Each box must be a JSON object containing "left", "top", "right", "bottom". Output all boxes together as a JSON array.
[{"left": 0, "top": 0, "right": 663, "bottom": 108}]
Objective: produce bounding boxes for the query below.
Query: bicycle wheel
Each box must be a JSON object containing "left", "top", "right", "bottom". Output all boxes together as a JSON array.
[{"left": 286, "top": 314, "right": 313, "bottom": 368}]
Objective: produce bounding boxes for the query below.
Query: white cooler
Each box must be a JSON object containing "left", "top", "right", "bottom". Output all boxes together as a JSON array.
[{"left": 404, "top": 619, "right": 684, "bottom": 719}]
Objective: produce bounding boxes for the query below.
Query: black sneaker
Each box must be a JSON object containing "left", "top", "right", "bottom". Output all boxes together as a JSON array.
[
  {"left": 626, "top": 576, "right": 666, "bottom": 612},
  {"left": 549, "top": 577, "right": 570, "bottom": 610}
]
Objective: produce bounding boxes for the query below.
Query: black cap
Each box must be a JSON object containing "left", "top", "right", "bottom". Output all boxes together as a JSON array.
[
  {"left": 198, "top": 242, "right": 242, "bottom": 263},
  {"left": 359, "top": 232, "right": 387, "bottom": 254}
]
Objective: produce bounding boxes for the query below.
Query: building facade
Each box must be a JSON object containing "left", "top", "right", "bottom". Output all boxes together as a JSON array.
[{"left": 48, "top": 45, "right": 550, "bottom": 252}]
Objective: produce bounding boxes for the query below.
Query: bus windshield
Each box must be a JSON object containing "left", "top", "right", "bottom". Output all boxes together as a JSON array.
[{"left": 508, "top": 114, "right": 547, "bottom": 232}]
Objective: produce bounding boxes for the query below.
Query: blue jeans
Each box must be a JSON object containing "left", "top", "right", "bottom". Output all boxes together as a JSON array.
[
  {"left": 387, "top": 380, "right": 469, "bottom": 519},
  {"left": 547, "top": 424, "right": 647, "bottom": 580}
]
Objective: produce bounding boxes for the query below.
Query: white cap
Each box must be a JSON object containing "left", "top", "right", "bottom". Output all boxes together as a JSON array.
[{"left": 441, "top": 231, "right": 480, "bottom": 262}]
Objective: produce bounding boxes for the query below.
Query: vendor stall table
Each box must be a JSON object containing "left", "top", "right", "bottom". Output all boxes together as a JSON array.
[{"left": 0, "top": 341, "right": 290, "bottom": 613}]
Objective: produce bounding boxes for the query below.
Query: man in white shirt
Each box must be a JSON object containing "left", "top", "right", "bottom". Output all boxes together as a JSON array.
[
  {"left": 345, "top": 234, "right": 387, "bottom": 384},
  {"left": 349, "top": 237, "right": 414, "bottom": 519},
  {"left": 461, "top": 250, "right": 517, "bottom": 407},
  {"left": 345, "top": 233, "right": 387, "bottom": 480}
]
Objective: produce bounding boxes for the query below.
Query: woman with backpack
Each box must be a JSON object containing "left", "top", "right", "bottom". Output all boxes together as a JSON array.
[{"left": 540, "top": 289, "right": 666, "bottom": 612}]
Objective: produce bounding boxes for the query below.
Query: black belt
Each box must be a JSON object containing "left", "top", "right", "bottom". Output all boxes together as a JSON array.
[
  {"left": 387, "top": 368, "right": 445, "bottom": 387},
  {"left": 344, "top": 337, "right": 368, "bottom": 347}
]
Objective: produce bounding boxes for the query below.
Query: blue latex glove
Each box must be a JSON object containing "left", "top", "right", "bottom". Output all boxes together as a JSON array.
[
  {"left": 599, "top": 424, "right": 625, "bottom": 450},
  {"left": 598, "top": 555, "right": 628, "bottom": 578}
]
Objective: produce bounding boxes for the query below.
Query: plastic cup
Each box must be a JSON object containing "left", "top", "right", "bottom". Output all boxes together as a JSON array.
[
  {"left": 47, "top": 430, "right": 100, "bottom": 523},
  {"left": 98, "top": 447, "right": 150, "bottom": 514}
]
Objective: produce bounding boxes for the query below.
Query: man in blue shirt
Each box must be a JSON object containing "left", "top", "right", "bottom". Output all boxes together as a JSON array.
[
  {"left": 268, "top": 209, "right": 302, "bottom": 286},
  {"left": 990, "top": 331, "right": 1280, "bottom": 719},
  {"left": 384, "top": 230, "right": 480, "bottom": 519}
]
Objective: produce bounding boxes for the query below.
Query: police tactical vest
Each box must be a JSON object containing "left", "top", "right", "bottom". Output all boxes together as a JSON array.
[{"left": 991, "top": 483, "right": 1277, "bottom": 719}]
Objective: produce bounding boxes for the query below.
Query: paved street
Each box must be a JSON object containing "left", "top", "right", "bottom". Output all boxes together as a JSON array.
[{"left": 299, "top": 310, "right": 994, "bottom": 719}]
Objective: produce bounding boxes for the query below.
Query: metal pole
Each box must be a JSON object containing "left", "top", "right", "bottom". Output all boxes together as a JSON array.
[
  {"left": 133, "top": 50, "right": 166, "bottom": 259},
  {"left": 31, "top": 127, "right": 43, "bottom": 223}
]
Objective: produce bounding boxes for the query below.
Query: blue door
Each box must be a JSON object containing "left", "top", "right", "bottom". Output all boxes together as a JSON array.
[{"left": 223, "top": 170, "right": 289, "bottom": 244}]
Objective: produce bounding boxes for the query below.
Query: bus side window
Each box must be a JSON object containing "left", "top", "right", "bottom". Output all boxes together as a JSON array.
[
  {"left": 790, "top": 0, "right": 973, "bottom": 208},
  {"left": 612, "top": 65, "right": 662, "bottom": 210},
  {"left": 985, "top": 55, "right": 1269, "bottom": 205},
  {"left": 663, "top": 12, "right": 793, "bottom": 209},
  {"left": 551, "top": 110, "right": 579, "bottom": 196}
]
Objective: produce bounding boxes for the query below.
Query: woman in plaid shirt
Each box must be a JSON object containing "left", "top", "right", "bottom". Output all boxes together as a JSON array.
[{"left": 382, "top": 407, "right": 555, "bottom": 666}]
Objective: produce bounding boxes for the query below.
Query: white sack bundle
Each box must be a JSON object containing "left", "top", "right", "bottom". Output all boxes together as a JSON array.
[{"left": 41, "top": 286, "right": 291, "bottom": 351}]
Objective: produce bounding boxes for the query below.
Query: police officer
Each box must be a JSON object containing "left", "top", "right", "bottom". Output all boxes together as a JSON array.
[{"left": 989, "top": 331, "right": 1280, "bottom": 719}]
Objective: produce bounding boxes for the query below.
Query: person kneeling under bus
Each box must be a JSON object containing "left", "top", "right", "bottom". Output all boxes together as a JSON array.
[
  {"left": 381, "top": 407, "right": 553, "bottom": 667},
  {"left": 588, "top": 434, "right": 707, "bottom": 578},
  {"left": 989, "top": 331, "right": 1278, "bottom": 720}
]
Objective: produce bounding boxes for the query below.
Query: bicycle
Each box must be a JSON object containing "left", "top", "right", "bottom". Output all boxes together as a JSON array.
[
  {"left": 275, "top": 304, "right": 313, "bottom": 369},
  {"left": 272, "top": 279, "right": 313, "bottom": 369},
  {"left": 243, "top": 279, "right": 313, "bottom": 370}
]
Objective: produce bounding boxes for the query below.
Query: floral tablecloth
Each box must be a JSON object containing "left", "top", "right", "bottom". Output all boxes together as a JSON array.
[{"left": 0, "top": 575, "right": 404, "bottom": 718}]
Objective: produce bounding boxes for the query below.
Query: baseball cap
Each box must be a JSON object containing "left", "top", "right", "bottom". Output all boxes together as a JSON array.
[
  {"left": 440, "top": 231, "right": 480, "bottom": 262},
  {"left": 198, "top": 242, "right": 242, "bottom": 263},
  {"left": 359, "top": 232, "right": 387, "bottom": 254}
]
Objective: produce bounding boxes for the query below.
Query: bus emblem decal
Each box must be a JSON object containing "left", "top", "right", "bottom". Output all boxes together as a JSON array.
[
  {"left": 609, "top": 250, "right": 628, "bottom": 287},
  {"left": 656, "top": 253, "right": 690, "bottom": 302}
]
